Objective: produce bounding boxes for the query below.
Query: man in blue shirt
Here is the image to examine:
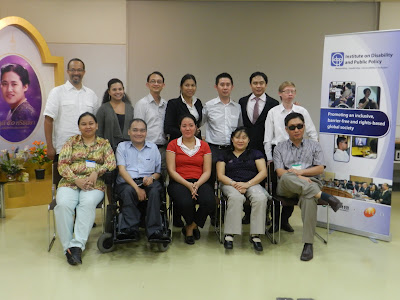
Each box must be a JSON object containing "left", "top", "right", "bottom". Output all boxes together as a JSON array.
[{"left": 115, "top": 118, "right": 169, "bottom": 241}]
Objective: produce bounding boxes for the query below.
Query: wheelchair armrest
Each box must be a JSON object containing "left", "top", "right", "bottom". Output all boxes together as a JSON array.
[{"left": 103, "top": 171, "right": 115, "bottom": 185}]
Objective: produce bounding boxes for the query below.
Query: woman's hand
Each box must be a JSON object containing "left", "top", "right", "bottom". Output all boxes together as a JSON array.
[
  {"left": 232, "top": 182, "right": 248, "bottom": 194},
  {"left": 75, "top": 178, "right": 92, "bottom": 191},
  {"left": 87, "top": 171, "right": 98, "bottom": 186},
  {"left": 184, "top": 181, "right": 199, "bottom": 199}
]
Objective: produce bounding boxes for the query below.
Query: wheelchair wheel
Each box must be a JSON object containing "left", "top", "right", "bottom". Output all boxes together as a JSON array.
[
  {"left": 157, "top": 242, "right": 169, "bottom": 252},
  {"left": 97, "top": 232, "right": 115, "bottom": 253}
]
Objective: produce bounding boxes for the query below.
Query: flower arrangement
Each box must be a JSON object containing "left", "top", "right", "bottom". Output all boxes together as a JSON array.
[
  {"left": 0, "top": 147, "right": 28, "bottom": 175},
  {"left": 29, "top": 141, "right": 51, "bottom": 167}
]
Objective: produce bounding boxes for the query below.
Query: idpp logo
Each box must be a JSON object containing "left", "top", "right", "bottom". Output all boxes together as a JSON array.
[
  {"left": 364, "top": 207, "right": 376, "bottom": 218},
  {"left": 331, "top": 52, "right": 344, "bottom": 66}
]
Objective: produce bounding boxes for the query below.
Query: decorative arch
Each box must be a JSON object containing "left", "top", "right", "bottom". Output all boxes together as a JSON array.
[{"left": 0, "top": 16, "right": 64, "bottom": 85}]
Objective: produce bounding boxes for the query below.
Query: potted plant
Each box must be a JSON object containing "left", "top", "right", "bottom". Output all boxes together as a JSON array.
[
  {"left": 0, "top": 147, "right": 28, "bottom": 181},
  {"left": 29, "top": 141, "right": 51, "bottom": 179}
]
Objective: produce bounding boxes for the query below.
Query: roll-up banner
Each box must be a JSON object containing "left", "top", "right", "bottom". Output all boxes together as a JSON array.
[{"left": 317, "top": 30, "right": 400, "bottom": 241}]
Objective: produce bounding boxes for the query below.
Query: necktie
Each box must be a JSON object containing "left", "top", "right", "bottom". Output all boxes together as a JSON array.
[{"left": 252, "top": 97, "right": 260, "bottom": 124}]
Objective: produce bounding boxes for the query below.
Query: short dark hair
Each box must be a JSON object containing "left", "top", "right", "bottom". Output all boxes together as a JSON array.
[
  {"left": 129, "top": 118, "right": 147, "bottom": 130},
  {"left": 215, "top": 72, "right": 233, "bottom": 85},
  {"left": 78, "top": 112, "right": 97, "bottom": 125},
  {"left": 1, "top": 63, "right": 30, "bottom": 86},
  {"left": 337, "top": 136, "right": 347, "bottom": 147},
  {"left": 102, "top": 78, "right": 131, "bottom": 104},
  {"left": 147, "top": 71, "right": 164, "bottom": 83},
  {"left": 369, "top": 138, "right": 377, "bottom": 153},
  {"left": 284, "top": 112, "right": 304, "bottom": 127},
  {"left": 180, "top": 74, "right": 197, "bottom": 87},
  {"left": 67, "top": 58, "right": 85, "bottom": 70},
  {"left": 230, "top": 126, "right": 250, "bottom": 148},
  {"left": 363, "top": 88, "right": 371, "bottom": 95},
  {"left": 178, "top": 114, "right": 196, "bottom": 127},
  {"left": 249, "top": 71, "right": 268, "bottom": 84}
]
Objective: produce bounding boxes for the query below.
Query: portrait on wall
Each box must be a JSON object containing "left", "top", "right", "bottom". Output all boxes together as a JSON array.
[{"left": 0, "top": 54, "right": 41, "bottom": 142}]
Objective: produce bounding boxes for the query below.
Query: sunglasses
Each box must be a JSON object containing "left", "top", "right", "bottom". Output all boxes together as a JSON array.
[{"left": 287, "top": 124, "right": 304, "bottom": 131}]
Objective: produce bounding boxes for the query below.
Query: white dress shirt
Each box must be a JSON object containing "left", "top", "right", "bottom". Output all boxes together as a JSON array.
[
  {"left": 202, "top": 97, "right": 243, "bottom": 146},
  {"left": 333, "top": 149, "right": 350, "bottom": 162},
  {"left": 134, "top": 93, "right": 167, "bottom": 145},
  {"left": 43, "top": 81, "right": 99, "bottom": 153},
  {"left": 246, "top": 93, "right": 266, "bottom": 123},
  {"left": 263, "top": 103, "right": 318, "bottom": 160},
  {"left": 181, "top": 95, "right": 199, "bottom": 121}
]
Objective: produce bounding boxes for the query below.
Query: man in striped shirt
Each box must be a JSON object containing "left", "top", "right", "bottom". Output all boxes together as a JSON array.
[{"left": 273, "top": 112, "right": 342, "bottom": 261}]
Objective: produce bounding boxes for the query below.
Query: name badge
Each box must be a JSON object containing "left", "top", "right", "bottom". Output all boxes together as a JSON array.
[
  {"left": 291, "top": 164, "right": 302, "bottom": 170},
  {"left": 86, "top": 160, "right": 96, "bottom": 168}
]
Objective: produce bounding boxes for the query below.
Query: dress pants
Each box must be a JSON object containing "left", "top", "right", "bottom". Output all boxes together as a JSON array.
[
  {"left": 277, "top": 172, "right": 322, "bottom": 244},
  {"left": 222, "top": 184, "right": 267, "bottom": 235},
  {"left": 168, "top": 179, "right": 215, "bottom": 228},
  {"left": 54, "top": 187, "right": 104, "bottom": 252},
  {"left": 116, "top": 180, "right": 163, "bottom": 237}
]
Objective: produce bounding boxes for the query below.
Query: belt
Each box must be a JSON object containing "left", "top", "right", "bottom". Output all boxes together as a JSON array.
[{"left": 208, "top": 143, "right": 230, "bottom": 150}]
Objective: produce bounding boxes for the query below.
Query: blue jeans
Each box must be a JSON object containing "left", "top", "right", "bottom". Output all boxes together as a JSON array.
[{"left": 54, "top": 187, "right": 104, "bottom": 252}]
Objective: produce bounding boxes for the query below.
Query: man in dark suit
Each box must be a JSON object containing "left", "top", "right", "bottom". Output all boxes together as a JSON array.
[{"left": 238, "top": 72, "right": 279, "bottom": 224}]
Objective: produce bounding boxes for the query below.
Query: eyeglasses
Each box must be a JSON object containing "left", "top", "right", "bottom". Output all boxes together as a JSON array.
[
  {"left": 287, "top": 124, "right": 304, "bottom": 130},
  {"left": 149, "top": 80, "right": 163, "bottom": 85},
  {"left": 281, "top": 89, "right": 296, "bottom": 94},
  {"left": 68, "top": 68, "right": 84, "bottom": 73}
]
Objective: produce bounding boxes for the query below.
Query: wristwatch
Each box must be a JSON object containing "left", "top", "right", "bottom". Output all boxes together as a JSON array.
[{"left": 151, "top": 175, "right": 156, "bottom": 180}]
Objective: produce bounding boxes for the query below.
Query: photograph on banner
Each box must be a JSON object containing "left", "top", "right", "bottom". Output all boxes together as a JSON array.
[
  {"left": 351, "top": 136, "right": 378, "bottom": 159},
  {"left": 356, "top": 86, "right": 380, "bottom": 109},
  {"left": 0, "top": 54, "right": 41, "bottom": 142},
  {"left": 333, "top": 134, "right": 350, "bottom": 163},
  {"left": 329, "top": 81, "right": 355, "bottom": 108}
]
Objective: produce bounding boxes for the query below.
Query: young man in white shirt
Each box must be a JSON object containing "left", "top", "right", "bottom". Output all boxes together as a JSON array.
[
  {"left": 333, "top": 136, "right": 350, "bottom": 162},
  {"left": 44, "top": 58, "right": 99, "bottom": 161}
]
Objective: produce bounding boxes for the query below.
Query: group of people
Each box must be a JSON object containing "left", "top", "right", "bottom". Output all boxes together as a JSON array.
[{"left": 43, "top": 57, "right": 344, "bottom": 265}]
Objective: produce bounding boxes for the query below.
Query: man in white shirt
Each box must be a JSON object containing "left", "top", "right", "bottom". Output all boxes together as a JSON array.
[
  {"left": 202, "top": 73, "right": 242, "bottom": 185},
  {"left": 134, "top": 71, "right": 168, "bottom": 178},
  {"left": 264, "top": 81, "right": 318, "bottom": 233},
  {"left": 44, "top": 58, "right": 99, "bottom": 161},
  {"left": 333, "top": 136, "right": 350, "bottom": 162}
]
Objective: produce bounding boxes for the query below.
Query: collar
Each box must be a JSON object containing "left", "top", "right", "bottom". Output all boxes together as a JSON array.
[
  {"left": 289, "top": 138, "right": 304, "bottom": 148},
  {"left": 129, "top": 140, "right": 151, "bottom": 150},
  {"left": 180, "top": 94, "right": 197, "bottom": 106},
  {"left": 177, "top": 136, "right": 201, "bottom": 148},
  {"left": 250, "top": 93, "right": 266, "bottom": 102},
  {"left": 66, "top": 80, "right": 86, "bottom": 92},
  {"left": 279, "top": 103, "right": 295, "bottom": 113},
  {"left": 216, "top": 96, "right": 234, "bottom": 105},
  {"left": 148, "top": 93, "right": 166, "bottom": 106},
  {"left": 78, "top": 135, "right": 100, "bottom": 146}
]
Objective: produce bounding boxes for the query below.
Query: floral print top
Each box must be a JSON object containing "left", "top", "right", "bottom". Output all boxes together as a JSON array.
[{"left": 58, "top": 135, "right": 116, "bottom": 191}]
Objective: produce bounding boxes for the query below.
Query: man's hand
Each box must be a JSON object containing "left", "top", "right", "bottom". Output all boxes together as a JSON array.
[
  {"left": 288, "top": 168, "right": 303, "bottom": 176},
  {"left": 136, "top": 188, "right": 147, "bottom": 201},
  {"left": 47, "top": 145, "right": 56, "bottom": 160},
  {"left": 298, "top": 175, "right": 312, "bottom": 183},
  {"left": 143, "top": 176, "right": 154, "bottom": 187}
]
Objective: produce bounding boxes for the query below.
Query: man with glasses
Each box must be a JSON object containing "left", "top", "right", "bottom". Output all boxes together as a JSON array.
[
  {"left": 274, "top": 112, "right": 342, "bottom": 261},
  {"left": 264, "top": 81, "right": 318, "bottom": 233},
  {"left": 115, "top": 118, "right": 170, "bottom": 242},
  {"left": 334, "top": 136, "right": 350, "bottom": 162},
  {"left": 44, "top": 58, "right": 99, "bottom": 161},
  {"left": 134, "top": 71, "right": 167, "bottom": 179}
]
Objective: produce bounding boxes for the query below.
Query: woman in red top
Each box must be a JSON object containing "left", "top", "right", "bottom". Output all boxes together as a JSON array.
[{"left": 166, "top": 114, "right": 214, "bottom": 244}]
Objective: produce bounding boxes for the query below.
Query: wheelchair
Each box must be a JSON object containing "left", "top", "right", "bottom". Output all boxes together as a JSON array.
[{"left": 97, "top": 170, "right": 172, "bottom": 253}]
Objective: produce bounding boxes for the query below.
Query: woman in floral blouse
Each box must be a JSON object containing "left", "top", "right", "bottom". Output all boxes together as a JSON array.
[{"left": 54, "top": 112, "right": 116, "bottom": 266}]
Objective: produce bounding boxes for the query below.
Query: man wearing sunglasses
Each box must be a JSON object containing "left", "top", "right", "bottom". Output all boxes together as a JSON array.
[
  {"left": 273, "top": 112, "right": 342, "bottom": 261},
  {"left": 264, "top": 81, "right": 318, "bottom": 233},
  {"left": 334, "top": 136, "right": 350, "bottom": 162}
]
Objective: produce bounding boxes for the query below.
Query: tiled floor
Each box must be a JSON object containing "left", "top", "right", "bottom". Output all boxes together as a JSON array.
[{"left": 0, "top": 194, "right": 398, "bottom": 300}]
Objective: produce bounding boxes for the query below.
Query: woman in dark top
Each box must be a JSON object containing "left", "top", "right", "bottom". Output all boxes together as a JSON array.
[
  {"left": 96, "top": 78, "right": 134, "bottom": 151},
  {"left": 216, "top": 127, "right": 268, "bottom": 251},
  {"left": 164, "top": 74, "right": 203, "bottom": 141}
]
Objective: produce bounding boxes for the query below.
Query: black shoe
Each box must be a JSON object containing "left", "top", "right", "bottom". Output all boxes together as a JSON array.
[
  {"left": 242, "top": 213, "right": 250, "bottom": 225},
  {"left": 65, "top": 249, "right": 78, "bottom": 266},
  {"left": 193, "top": 228, "right": 201, "bottom": 240},
  {"left": 69, "top": 247, "right": 82, "bottom": 264},
  {"left": 210, "top": 215, "right": 216, "bottom": 227},
  {"left": 182, "top": 227, "right": 195, "bottom": 245},
  {"left": 224, "top": 235, "right": 233, "bottom": 250},
  {"left": 249, "top": 236, "right": 263, "bottom": 252},
  {"left": 281, "top": 222, "right": 294, "bottom": 232},
  {"left": 268, "top": 224, "right": 279, "bottom": 234},
  {"left": 130, "top": 230, "right": 141, "bottom": 241},
  {"left": 148, "top": 230, "right": 171, "bottom": 242},
  {"left": 300, "top": 243, "right": 313, "bottom": 261},
  {"left": 322, "top": 194, "right": 343, "bottom": 212}
]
